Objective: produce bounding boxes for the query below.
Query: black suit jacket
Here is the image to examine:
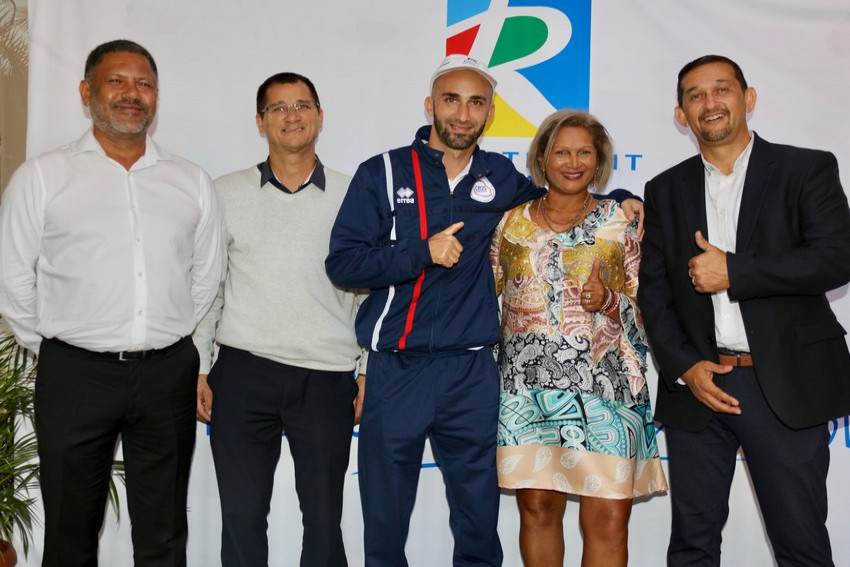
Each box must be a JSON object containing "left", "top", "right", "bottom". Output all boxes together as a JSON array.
[{"left": 638, "top": 134, "right": 850, "bottom": 431}]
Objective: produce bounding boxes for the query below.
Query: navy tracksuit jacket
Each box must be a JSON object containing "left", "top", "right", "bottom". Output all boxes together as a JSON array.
[{"left": 326, "top": 125, "right": 544, "bottom": 352}]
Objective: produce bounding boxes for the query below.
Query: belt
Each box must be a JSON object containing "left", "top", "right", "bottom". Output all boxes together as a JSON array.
[
  {"left": 717, "top": 349, "right": 754, "bottom": 367},
  {"left": 46, "top": 337, "right": 187, "bottom": 362}
]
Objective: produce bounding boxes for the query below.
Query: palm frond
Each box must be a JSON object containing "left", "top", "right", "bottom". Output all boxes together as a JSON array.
[
  {"left": 0, "top": 331, "right": 37, "bottom": 555},
  {"left": 0, "top": 0, "right": 28, "bottom": 77}
]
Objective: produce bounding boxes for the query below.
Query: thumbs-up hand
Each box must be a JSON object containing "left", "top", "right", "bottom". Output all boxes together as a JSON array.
[
  {"left": 687, "top": 231, "right": 730, "bottom": 293},
  {"left": 429, "top": 222, "right": 465, "bottom": 268},
  {"left": 580, "top": 259, "right": 606, "bottom": 312}
]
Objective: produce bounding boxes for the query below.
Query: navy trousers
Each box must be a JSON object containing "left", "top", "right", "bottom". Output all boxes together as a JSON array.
[
  {"left": 208, "top": 345, "right": 357, "bottom": 567},
  {"left": 359, "top": 348, "right": 503, "bottom": 567},
  {"left": 665, "top": 366, "right": 833, "bottom": 567},
  {"left": 35, "top": 336, "right": 198, "bottom": 567}
]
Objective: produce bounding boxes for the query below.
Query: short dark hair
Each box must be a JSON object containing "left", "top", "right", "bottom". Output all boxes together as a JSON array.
[
  {"left": 84, "top": 39, "right": 158, "bottom": 82},
  {"left": 256, "top": 72, "right": 321, "bottom": 114},
  {"left": 677, "top": 55, "right": 747, "bottom": 107}
]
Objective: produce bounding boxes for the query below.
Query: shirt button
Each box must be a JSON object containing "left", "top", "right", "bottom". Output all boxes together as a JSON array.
[{"left": 137, "top": 272, "right": 143, "bottom": 277}]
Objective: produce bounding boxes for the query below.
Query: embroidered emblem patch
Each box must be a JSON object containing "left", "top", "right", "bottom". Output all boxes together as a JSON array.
[{"left": 470, "top": 178, "right": 496, "bottom": 203}]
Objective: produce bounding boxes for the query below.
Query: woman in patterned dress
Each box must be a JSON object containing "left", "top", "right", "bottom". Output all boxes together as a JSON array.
[{"left": 491, "top": 110, "right": 667, "bottom": 566}]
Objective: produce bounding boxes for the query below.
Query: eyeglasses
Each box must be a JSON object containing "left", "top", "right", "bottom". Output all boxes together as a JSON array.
[{"left": 259, "top": 100, "right": 319, "bottom": 116}]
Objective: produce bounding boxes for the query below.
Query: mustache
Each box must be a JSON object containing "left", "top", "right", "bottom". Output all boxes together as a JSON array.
[
  {"left": 111, "top": 97, "right": 148, "bottom": 110},
  {"left": 699, "top": 107, "right": 726, "bottom": 120}
]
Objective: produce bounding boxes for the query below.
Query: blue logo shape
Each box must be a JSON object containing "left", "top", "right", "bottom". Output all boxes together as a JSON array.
[{"left": 446, "top": 0, "right": 592, "bottom": 136}]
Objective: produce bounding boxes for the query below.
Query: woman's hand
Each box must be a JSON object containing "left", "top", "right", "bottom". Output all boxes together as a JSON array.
[{"left": 581, "top": 259, "right": 606, "bottom": 312}]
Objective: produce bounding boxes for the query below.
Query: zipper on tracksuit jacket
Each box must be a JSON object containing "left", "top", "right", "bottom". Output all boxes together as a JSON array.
[{"left": 428, "top": 174, "right": 458, "bottom": 353}]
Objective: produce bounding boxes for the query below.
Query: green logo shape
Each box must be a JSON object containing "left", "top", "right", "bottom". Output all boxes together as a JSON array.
[{"left": 489, "top": 16, "right": 548, "bottom": 67}]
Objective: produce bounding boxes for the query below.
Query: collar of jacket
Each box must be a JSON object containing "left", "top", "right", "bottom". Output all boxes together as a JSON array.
[{"left": 413, "top": 124, "right": 493, "bottom": 181}]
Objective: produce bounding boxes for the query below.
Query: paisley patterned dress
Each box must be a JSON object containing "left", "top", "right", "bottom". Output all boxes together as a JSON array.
[{"left": 491, "top": 199, "right": 667, "bottom": 499}]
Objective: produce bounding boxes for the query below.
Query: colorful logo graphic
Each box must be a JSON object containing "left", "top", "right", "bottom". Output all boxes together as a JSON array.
[{"left": 445, "top": 0, "right": 591, "bottom": 137}]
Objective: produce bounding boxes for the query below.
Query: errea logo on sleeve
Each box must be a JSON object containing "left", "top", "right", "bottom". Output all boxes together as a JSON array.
[{"left": 396, "top": 187, "right": 415, "bottom": 204}]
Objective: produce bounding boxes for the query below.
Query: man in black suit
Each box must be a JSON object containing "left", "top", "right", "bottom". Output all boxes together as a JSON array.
[{"left": 638, "top": 54, "right": 850, "bottom": 566}]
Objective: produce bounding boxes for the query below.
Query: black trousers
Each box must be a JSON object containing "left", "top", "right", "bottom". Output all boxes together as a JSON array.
[
  {"left": 208, "top": 345, "right": 357, "bottom": 567},
  {"left": 665, "top": 366, "right": 833, "bottom": 567},
  {"left": 35, "top": 336, "right": 199, "bottom": 567}
]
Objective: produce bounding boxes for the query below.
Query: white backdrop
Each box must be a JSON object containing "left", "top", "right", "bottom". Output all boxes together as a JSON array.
[{"left": 18, "top": 0, "right": 850, "bottom": 565}]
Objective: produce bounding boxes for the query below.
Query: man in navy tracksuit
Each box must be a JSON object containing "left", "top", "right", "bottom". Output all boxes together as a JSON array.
[
  {"left": 327, "top": 55, "right": 530, "bottom": 566},
  {"left": 326, "top": 56, "right": 637, "bottom": 566}
]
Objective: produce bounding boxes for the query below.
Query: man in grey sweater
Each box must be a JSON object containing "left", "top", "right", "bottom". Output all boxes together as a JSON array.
[{"left": 193, "top": 72, "right": 366, "bottom": 567}]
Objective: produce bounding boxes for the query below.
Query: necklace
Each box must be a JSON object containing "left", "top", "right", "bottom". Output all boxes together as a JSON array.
[
  {"left": 538, "top": 192, "right": 592, "bottom": 232},
  {"left": 542, "top": 195, "right": 583, "bottom": 212}
]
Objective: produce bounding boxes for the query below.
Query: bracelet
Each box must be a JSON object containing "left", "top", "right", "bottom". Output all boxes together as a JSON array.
[{"left": 599, "top": 287, "right": 620, "bottom": 316}]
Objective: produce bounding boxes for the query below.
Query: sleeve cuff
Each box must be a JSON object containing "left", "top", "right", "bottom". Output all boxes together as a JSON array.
[{"left": 407, "top": 238, "right": 433, "bottom": 270}]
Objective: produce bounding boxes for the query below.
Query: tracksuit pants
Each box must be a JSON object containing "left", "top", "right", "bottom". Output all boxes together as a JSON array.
[{"left": 359, "top": 348, "right": 503, "bottom": 567}]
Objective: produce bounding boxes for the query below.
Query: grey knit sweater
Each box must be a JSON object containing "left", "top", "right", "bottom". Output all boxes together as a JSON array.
[{"left": 193, "top": 164, "right": 366, "bottom": 374}]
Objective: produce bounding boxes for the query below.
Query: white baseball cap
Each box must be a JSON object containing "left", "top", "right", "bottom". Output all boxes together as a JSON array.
[{"left": 430, "top": 55, "right": 497, "bottom": 91}]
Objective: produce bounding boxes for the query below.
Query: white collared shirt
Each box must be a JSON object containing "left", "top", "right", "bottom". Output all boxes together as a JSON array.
[
  {"left": 702, "top": 132, "right": 755, "bottom": 352},
  {"left": 448, "top": 158, "right": 472, "bottom": 194},
  {"left": 0, "top": 129, "right": 222, "bottom": 353}
]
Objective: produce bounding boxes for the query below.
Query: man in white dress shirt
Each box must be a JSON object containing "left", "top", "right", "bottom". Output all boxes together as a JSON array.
[{"left": 0, "top": 39, "right": 222, "bottom": 566}]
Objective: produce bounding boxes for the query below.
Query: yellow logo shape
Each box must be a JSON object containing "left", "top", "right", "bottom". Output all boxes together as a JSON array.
[{"left": 484, "top": 94, "right": 538, "bottom": 138}]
